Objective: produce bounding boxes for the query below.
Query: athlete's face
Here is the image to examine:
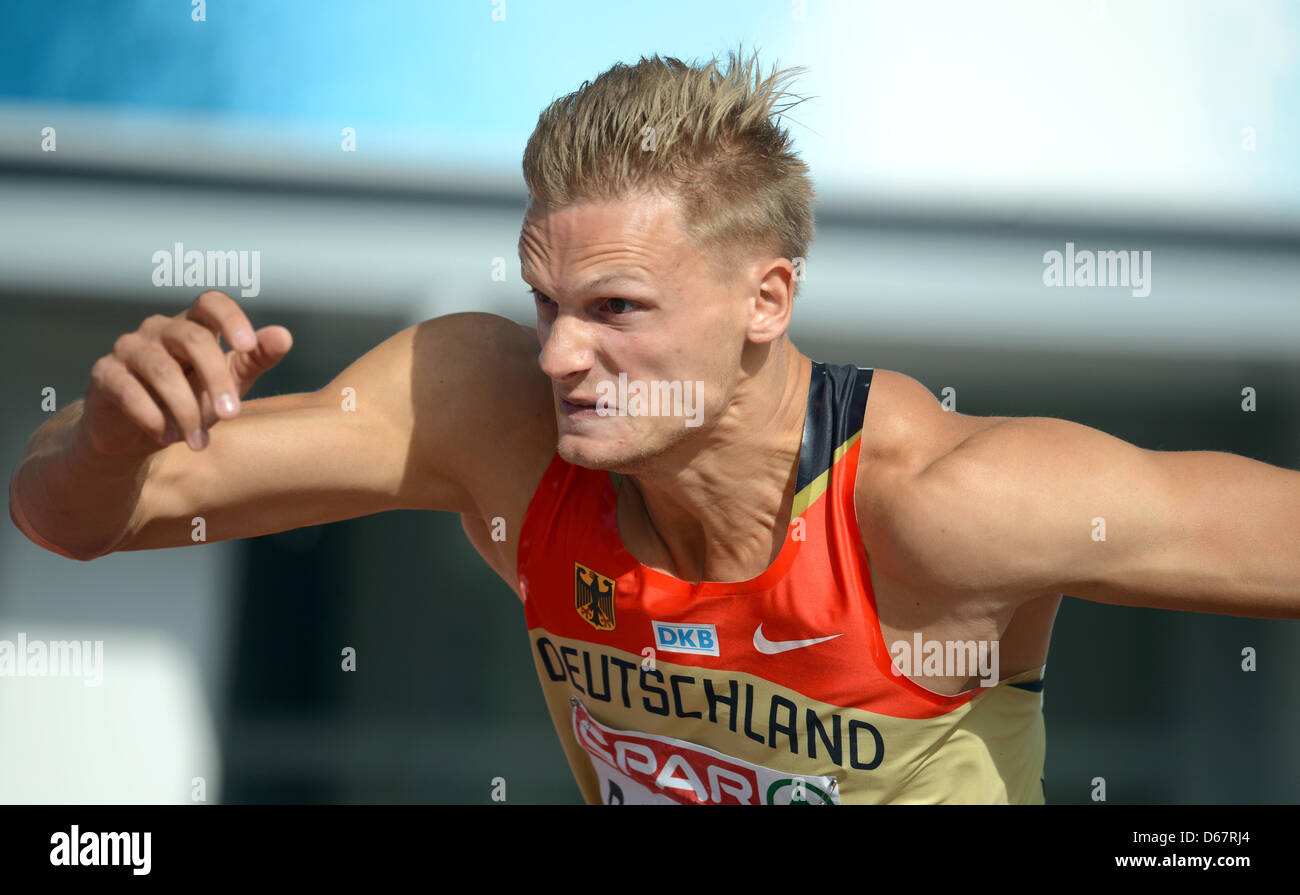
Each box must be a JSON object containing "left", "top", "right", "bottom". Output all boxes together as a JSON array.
[{"left": 518, "top": 190, "right": 784, "bottom": 472}]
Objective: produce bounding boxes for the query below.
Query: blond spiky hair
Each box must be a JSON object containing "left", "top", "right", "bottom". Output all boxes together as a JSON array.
[{"left": 521, "top": 47, "right": 816, "bottom": 288}]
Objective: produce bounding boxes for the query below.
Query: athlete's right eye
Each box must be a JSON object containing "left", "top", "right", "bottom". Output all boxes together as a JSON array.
[{"left": 529, "top": 288, "right": 554, "bottom": 306}]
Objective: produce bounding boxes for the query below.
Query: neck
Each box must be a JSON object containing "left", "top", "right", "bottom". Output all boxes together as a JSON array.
[{"left": 618, "top": 341, "right": 812, "bottom": 583}]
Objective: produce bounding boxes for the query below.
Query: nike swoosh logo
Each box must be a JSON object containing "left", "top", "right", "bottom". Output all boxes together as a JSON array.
[{"left": 753, "top": 623, "right": 843, "bottom": 655}]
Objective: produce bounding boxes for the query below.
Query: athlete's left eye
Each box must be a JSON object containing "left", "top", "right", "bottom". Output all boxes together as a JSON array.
[{"left": 602, "top": 298, "right": 638, "bottom": 315}]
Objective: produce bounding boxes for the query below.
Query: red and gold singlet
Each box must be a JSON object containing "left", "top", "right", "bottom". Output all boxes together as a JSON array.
[{"left": 517, "top": 362, "right": 1046, "bottom": 804}]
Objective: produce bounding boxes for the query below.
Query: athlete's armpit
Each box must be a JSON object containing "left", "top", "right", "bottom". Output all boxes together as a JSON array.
[{"left": 881, "top": 416, "right": 1300, "bottom": 618}]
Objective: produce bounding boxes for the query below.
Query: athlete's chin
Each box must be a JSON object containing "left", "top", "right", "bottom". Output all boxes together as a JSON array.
[
  {"left": 555, "top": 426, "right": 675, "bottom": 472},
  {"left": 556, "top": 434, "right": 640, "bottom": 471}
]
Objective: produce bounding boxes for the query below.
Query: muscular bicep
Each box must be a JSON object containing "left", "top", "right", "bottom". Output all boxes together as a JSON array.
[{"left": 869, "top": 417, "right": 1160, "bottom": 597}]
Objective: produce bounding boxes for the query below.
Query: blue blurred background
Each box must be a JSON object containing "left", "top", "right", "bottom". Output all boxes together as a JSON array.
[{"left": 1, "top": 0, "right": 1298, "bottom": 803}]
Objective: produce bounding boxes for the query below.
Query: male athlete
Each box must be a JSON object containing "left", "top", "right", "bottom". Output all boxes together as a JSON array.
[{"left": 9, "top": 51, "right": 1300, "bottom": 804}]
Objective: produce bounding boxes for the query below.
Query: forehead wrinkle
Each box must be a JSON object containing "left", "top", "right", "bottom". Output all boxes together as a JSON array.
[
  {"left": 574, "top": 270, "right": 650, "bottom": 293},
  {"left": 522, "top": 268, "right": 653, "bottom": 297},
  {"left": 521, "top": 241, "right": 662, "bottom": 295},
  {"left": 518, "top": 198, "right": 691, "bottom": 293}
]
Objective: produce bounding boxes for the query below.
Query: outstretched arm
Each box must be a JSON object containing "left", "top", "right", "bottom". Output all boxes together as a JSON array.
[{"left": 10, "top": 289, "right": 544, "bottom": 559}]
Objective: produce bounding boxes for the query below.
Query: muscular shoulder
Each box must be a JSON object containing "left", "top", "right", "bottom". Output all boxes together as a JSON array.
[
  {"left": 853, "top": 369, "right": 1007, "bottom": 585},
  {"left": 856, "top": 369, "right": 1004, "bottom": 481},
  {"left": 406, "top": 313, "right": 555, "bottom": 504},
  {"left": 410, "top": 312, "right": 547, "bottom": 401}
]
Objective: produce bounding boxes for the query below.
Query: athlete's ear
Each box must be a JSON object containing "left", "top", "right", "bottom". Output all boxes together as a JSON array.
[{"left": 746, "top": 257, "right": 796, "bottom": 345}]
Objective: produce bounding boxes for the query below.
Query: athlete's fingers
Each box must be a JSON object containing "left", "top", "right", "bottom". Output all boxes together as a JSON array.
[
  {"left": 182, "top": 290, "right": 258, "bottom": 353},
  {"left": 114, "top": 334, "right": 205, "bottom": 449},
  {"left": 158, "top": 318, "right": 242, "bottom": 420},
  {"left": 225, "top": 325, "right": 294, "bottom": 396},
  {"left": 88, "top": 354, "right": 175, "bottom": 447}
]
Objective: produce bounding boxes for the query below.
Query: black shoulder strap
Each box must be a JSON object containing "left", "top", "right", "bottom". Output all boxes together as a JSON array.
[{"left": 796, "top": 362, "right": 873, "bottom": 495}]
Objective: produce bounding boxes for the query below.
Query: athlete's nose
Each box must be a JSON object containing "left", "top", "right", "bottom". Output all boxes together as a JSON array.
[{"left": 538, "top": 312, "right": 595, "bottom": 383}]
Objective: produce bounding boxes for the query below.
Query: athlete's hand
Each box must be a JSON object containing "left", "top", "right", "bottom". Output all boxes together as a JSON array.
[{"left": 80, "top": 290, "right": 293, "bottom": 457}]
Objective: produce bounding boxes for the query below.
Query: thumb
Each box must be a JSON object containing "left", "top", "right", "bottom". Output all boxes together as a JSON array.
[{"left": 228, "top": 325, "right": 294, "bottom": 398}]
